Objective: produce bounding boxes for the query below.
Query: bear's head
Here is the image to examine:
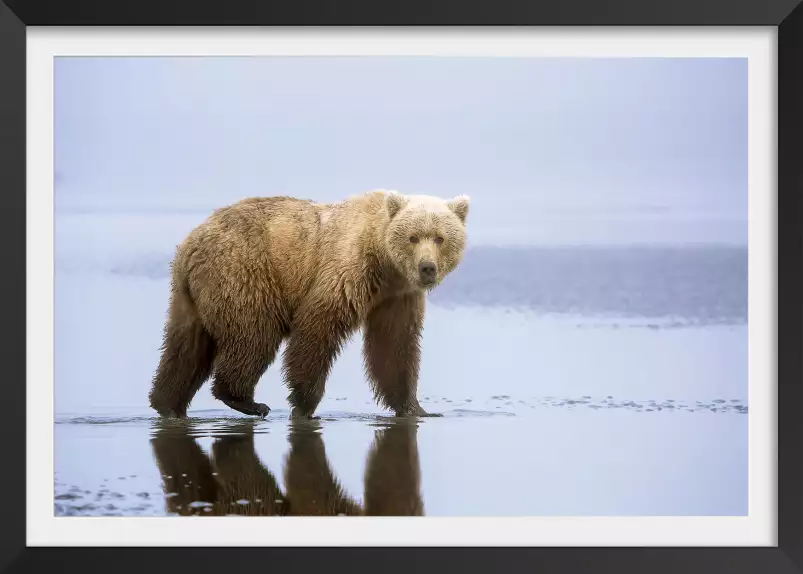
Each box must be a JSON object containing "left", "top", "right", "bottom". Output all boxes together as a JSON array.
[{"left": 383, "top": 191, "right": 470, "bottom": 291}]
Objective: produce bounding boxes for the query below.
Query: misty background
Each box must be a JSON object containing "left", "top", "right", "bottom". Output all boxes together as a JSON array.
[{"left": 54, "top": 56, "right": 747, "bottom": 245}]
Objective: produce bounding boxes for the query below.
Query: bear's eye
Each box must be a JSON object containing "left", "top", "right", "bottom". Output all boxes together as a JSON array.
[
  {"left": 434, "top": 236, "right": 444, "bottom": 245},
  {"left": 409, "top": 236, "right": 419, "bottom": 244}
]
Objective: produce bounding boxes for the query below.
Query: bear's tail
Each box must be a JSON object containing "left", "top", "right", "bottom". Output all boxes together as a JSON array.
[{"left": 148, "top": 273, "right": 216, "bottom": 418}]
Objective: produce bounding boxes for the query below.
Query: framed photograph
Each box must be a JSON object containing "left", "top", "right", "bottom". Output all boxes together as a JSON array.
[{"left": 1, "top": 0, "right": 800, "bottom": 572}]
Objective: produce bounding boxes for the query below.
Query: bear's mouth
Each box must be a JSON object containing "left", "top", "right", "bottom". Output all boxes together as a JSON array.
[{"left": 417, "top": 277, "right": 438, "bottom": 290}]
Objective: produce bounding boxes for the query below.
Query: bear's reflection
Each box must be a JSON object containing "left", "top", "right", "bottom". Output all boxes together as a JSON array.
[{"left": 149, "top": 420, "right": 423, "bottom": 516}]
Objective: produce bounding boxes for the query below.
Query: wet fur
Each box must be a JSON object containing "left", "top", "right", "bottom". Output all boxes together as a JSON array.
[{"left": 148, "top": 190, "right": 469, "bottom": 419}]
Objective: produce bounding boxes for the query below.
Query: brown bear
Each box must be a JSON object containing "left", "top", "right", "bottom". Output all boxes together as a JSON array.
[{"left": 148, "top": 189, "right": 470, "bottom": 420}]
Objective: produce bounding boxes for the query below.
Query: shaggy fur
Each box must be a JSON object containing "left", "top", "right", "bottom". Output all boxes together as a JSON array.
[
  {"left": 150, "top": 421, "right": 423, "bottom": 516},
  {"left": 148, "top": 189, "right": 470, "bottom": 419}
]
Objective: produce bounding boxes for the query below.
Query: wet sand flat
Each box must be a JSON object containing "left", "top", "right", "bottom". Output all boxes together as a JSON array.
[{"left": 54, "top": 399, "right": 747, "bottom": 517}]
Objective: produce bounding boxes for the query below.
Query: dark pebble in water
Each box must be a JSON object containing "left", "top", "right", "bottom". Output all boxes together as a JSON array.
[
  {"left": 566, "top": 400, "right": 578, "bottom": 405},
  {"left": 667, "top": 399, "right": 675, "bottom": 402},
  {"left": 664, "top": 404, "right": 675, "bottom": 409},
  {"left": 646, "top": 409, "right": 654, "bottom": 412},
  {"left": 55, "top": 493, "right": 82, "bottom": 500},
  {"left": 710, "top": 408, "right": 718, "bottom": 413},
  {"left": 582, "top": 396, "right": 592, "bottom": 399},
  {"left": 465, "top": 399, "right": 472, "bottom": 403},
  {"left": 137, "top": 492, "right": 151, "bottom": 499},
  {"left": 607, "top": 396, "right": 614, "bottom": 399},
  {"left": 730, "top": 399, "right": 740, "bottom": 403},
  {"left": 713, "top": 399, "right": 726, "bottom": 404}
]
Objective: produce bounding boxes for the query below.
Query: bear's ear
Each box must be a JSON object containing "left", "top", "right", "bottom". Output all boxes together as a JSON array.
[
  {"left": 447, "top": 195, "right": 470, "bottom": 224},
  {"left": 385, "top": 191, "right": 408, "bottom": 219}
]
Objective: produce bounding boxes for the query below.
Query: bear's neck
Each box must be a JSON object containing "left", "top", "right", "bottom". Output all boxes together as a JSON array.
[{"left": 355, "top": 211, "right": 410, "bottom": 299}]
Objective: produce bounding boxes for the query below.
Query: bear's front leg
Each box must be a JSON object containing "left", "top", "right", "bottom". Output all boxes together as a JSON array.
[
  {"left": 362, "top": 292, "right": 442, "bottom": 418},
  {"left": 281, "top": 304, "right": 353, "bottom": 419}
]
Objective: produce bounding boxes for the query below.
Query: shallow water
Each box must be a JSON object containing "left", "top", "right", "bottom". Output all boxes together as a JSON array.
[
  {"left": 53, "top": 212, "right": 748, "bottom": 517},
  {"left": 55, "top": 402, "right": 747, "bottom": 517}
]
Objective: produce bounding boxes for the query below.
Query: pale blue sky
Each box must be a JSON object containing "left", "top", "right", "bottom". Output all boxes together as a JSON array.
[{"left": 54, "top": 56, "right": 747, "bottom": 244}]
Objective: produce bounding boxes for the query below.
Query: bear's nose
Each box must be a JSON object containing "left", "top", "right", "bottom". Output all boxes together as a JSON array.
[{"left": 418, "top": 261, "right": 437, "bottom": 281}]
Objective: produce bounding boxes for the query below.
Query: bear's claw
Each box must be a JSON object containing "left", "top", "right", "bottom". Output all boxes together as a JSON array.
[
  {"left": 256, "top": 403, "right": 270, "bottom": 419},
  {"left": 290, "top": 408, "right": 320, "bottom": 420},
  {"left": 396, "top": 406, "right": 443, "bottom": 418}
]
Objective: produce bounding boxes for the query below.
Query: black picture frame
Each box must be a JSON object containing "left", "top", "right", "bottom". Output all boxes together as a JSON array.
[{"left": 1, "top": 0, "right": 799, "bottom": 572}]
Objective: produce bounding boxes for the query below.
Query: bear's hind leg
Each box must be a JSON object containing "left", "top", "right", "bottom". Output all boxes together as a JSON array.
[
  {"left": 213, "top": 387, "right": 270, "bottom": 418},
  {"left": 211, "top": 336, "right": 282, "bottom": 419},
  {"left": 149, "top": 287, "right": 216, "bottom": 418}
]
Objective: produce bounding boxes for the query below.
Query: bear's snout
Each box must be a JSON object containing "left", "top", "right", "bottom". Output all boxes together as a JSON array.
[{"left": 418, "top": 261, "right": 437, "bottom": 284}]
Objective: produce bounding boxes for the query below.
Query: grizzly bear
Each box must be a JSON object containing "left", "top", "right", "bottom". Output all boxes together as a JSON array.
[{"left": 148, "top": 189, "right": 470, "bottom": 420}]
